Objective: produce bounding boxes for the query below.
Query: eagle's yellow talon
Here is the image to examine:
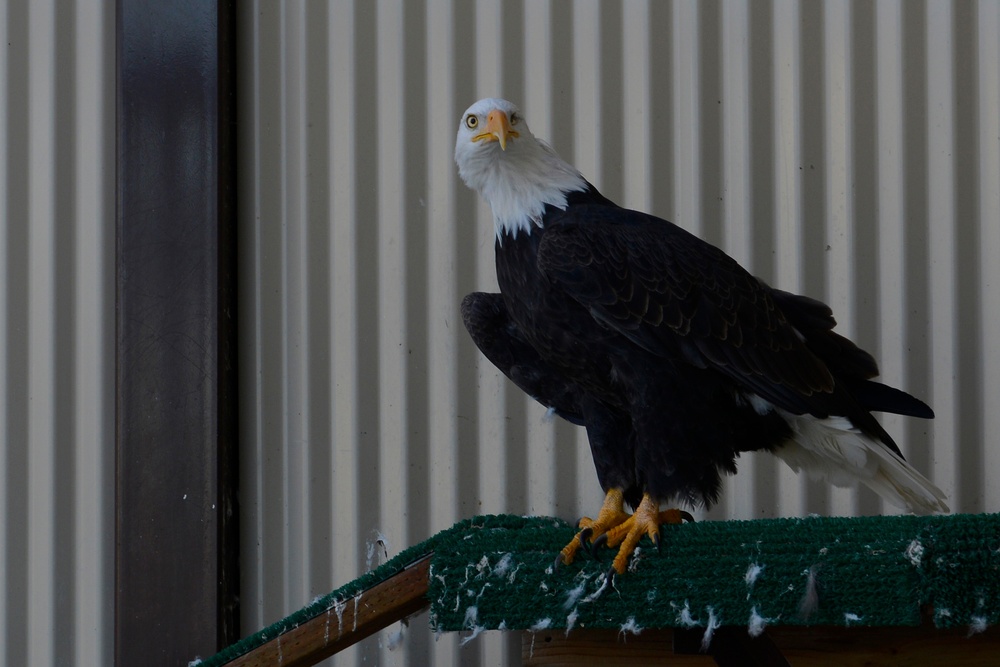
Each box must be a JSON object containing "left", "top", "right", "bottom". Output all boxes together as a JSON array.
[
  {"left": 607, "top": 494, "right": 689, "bottom": 574},
  {"left": 558, "top": 488, "right": 631, "bottom": 565},
  {"left": 558, "top": 490, "right": 691, "bottom": 573}
]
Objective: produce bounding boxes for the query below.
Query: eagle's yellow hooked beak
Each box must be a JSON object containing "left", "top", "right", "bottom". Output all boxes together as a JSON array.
[{"left": 473, "top": 109, "right": 519, "bottom": 150}]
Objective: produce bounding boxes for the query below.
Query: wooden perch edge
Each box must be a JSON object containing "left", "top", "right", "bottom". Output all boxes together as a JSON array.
[
  {"left": 204, "top": 513, "right": 1000, "bottom": 666},
  {"left": 218, "top": 550, "right": 1000, "bottom": 667},
  {"left": 218, "top": 558, "right": 1000, "bottom": 667},
  {"left": 222, "top": 554, "right": 431, "bottom": 667},
  {"left": 523, "top": 622, "right": 1000, "bottom": 666}
]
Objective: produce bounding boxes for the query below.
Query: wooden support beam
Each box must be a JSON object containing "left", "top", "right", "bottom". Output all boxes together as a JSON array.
[
  {"left": 674, "top": 626, "right": 790, "bottom": 666},
  {"left": 522, "top": 623, "right": 1000, "bottom": 666},
  {"left": 522, "top": 628, "right": 714, "bottom": 666},
  {"left": 224, "top": 555, "right": 432, "bottom": 667}
]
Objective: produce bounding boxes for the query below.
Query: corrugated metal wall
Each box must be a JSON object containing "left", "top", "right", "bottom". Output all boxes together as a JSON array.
[
  {"left": 236, "top": 1, "right": 1000, "bottom": 665},
  {"left": 0, "top": 1, "right": 115, "bottom": 666}
]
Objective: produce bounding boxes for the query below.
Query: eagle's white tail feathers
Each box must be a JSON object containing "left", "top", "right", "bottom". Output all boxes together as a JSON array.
[{"left": 772, "top": 411, "right": 950, "bottom": 515}]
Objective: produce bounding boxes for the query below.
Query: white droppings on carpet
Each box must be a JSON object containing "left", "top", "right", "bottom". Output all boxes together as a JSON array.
[
  {"left": 798, "top": 565, "right": 820, "bottom": 620},
  {"left": 844, "top": 612, "right": 862, "bottom": 625},
  {"left": 627, "top": 547, "right": 642, "bottom": 573},
  {"left": 619, "top": 616, "right": 643, "bottom": 638},
  {"left": 565, "top": 607, "right": 579, "bottom": 636},
  {"left": 748, "top": 606, "right": 769, "bottom": 637},
  {"left": 745, "top": 563, "right": 764, "bottom": 599},
  {"left": 969, "top": 616, "right": 988, "bottom": 637},
  {"left": 673, "top": 600, "right": 700, "bottom": 628},
  {"left": 905, "top": 539, "right": 925, "bottom": 568},
  {"left": 581, "top": 572, "right": 610, "bottom": 604},
  {"left": 460, "top": 606, "right": 485, "bottom": 646},
  {"left": 492, "top": 552, "right": 514, "bottom": 578},
  {"left": 530, "top": 618, "right": 552, "bottom": 632},
  {"left": 562, "top": 580, "right": 587, "bottom": 610},
  {"left": 701, "top": 607, "right": 721, "bottom": 651},
  {"left": 609, "top": 571, "right": 622, "bottom": 598},
  {"left": 352, "top": 592, "right": 362, "bottom": 632}
]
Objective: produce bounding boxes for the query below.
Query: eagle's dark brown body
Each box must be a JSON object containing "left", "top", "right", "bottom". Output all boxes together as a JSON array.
[{"left": 462, "top": 184, "right": 933, "bottom": 511}]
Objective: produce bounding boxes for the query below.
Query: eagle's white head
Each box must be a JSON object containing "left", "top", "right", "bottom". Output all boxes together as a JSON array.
[{"left": 455, "top": 98, "right": 587, "bottom": 240}]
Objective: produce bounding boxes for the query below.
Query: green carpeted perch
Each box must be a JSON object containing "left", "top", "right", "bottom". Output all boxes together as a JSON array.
[{"left": 196, "top": 512, "right": 1000, "bottom": 666}]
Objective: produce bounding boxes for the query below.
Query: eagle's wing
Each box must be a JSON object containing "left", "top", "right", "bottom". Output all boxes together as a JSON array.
[
  {"left": 538, "top": 205, "right": 843, "bottom": 418},
  {"left": 461, "top": 291, "right": 586, "bottom": 426}
]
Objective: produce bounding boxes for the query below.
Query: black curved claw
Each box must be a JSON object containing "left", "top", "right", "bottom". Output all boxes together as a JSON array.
[
  {"left": 577, "top": 527, "right": 593, "bottom": 549},
  {"left": 651, "top": 532, "right": 661, "bottom": 553},
  {"left": 680, "top": 510, "right": 695, "bottom": 523},
  {"left": 590, "top": 532, "right": 609, "bottom": 555},
  {"left": 553, "top": 553, "right": 565, "bottom": 571}
]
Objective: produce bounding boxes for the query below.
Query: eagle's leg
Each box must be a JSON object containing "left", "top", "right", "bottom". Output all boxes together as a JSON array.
[
  {"left": 601, "top": 494, "right": 692, "bottom": 575},
  {"left": 557, "top": 488, "right": 630, "bottom": 567}
]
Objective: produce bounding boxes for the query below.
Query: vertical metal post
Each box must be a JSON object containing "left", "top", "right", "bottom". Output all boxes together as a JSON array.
[{"left": 115, "top": 1, "right": 238, "bottom": 663}]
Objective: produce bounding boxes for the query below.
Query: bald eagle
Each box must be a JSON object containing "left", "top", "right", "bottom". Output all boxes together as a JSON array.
[{"left": 455, "top": 98, "right": 948, "bottom": 575}]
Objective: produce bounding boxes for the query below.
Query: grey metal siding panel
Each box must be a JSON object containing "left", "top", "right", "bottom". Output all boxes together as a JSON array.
[{"left": 0, "top": 1, "right": 115, "bottom": 665}]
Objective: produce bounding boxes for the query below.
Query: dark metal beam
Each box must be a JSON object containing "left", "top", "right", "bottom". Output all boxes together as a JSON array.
[{"left": 115, "top": 1, "right": 238, "bottom": 664}]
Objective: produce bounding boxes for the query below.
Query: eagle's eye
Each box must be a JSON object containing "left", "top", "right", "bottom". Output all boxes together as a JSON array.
[
  {"left": 465, "top": 115, "right": 478, "bottom": 129},
  {"left": 510, "top": 113, "right": 520, "bottom": 126}
]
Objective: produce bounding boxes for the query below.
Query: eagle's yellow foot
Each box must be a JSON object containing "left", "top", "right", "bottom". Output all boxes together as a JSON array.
[
  {"left": 556, "top": 488, "right": 630, "bottom": 567},
  {"left": 600, "top": 495, "right": 694, "bottom": 574}
]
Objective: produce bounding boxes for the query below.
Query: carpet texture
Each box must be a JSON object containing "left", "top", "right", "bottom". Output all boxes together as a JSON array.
[{"left": 196, "top": 512, "right": 999, "bottom": 665}]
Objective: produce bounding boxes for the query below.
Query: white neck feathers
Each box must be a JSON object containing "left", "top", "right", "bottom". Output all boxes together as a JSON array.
[{"left": 458, "top": 138, "right": 587, "bottom": 241}]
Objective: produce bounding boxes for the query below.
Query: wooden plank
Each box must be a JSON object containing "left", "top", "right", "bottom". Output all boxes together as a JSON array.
[
  {"left": 522, "top": 624, "right": 1000, "bottom": 666},
  {"left": 675, "top": 626, "right": 790, "bottom": 667},
  {"left": 768, "top": 624, "right": 1000, "bottom": 666},
  {"left": 522, "top": 629, "right": 713, "bottom": 666},
  {"left": 226, "top": 555, "right": 432, "bottom": 667}
]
